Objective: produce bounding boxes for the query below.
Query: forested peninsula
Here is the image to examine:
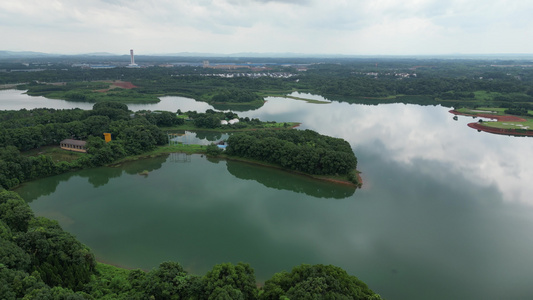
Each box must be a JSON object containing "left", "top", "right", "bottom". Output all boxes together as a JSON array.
[
  {"left": 0, "top": 103, "right": 371, "bottom": 298},
  {"left": 0, "top": 103, "right": 356, "bottom": 189}
]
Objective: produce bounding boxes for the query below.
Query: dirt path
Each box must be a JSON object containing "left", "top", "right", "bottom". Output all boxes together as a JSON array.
[
  {"left": 112, "top": 81, "right": 137, "bottom": 89},
  {"left": 449, "top": 110, "right": 527, "bottom": 122},
  {"left": 95, "top": 80, "right": 137, "bottom": 92}
]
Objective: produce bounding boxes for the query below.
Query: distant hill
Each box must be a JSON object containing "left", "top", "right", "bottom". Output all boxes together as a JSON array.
[
  {"left": 78, "top": 52, "right": 119, "bottom": 56},
  {"left": 0, "top": 50, "right": 361, "bottom": 59},
  {"left": 0, "top": 50, "right": 58, "bottom": 58},
  {"left": 1, "top": 50, "right": 532, "bottom": 60}
]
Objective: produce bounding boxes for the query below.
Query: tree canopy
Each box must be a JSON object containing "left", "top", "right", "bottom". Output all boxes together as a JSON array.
[{"left": 226, "top": 129, "right": 358, "bottom": 178}]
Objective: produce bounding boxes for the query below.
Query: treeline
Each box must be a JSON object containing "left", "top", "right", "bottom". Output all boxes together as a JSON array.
[
  {"left": 19, "top": 81, "right": 160, "bottom": 104},
  {"left": 211, "top": 88, "right": 264, "bottom": 103},
  {"left": 301, "top": 61, "right": 533, "bottom": 107},
  {"left": 183, "top": 109, "right": 293, "bottom": 130},
  {"left": 0, "top": 103, "right": 176, "bottom": 189},
  {"left": 0, "top": 190, "right": 382, "bottom": 299},
  {"left": 131, "top": 75, "right": 293, "bottom": 102},
  {"left": 305, "top": 74, "right": 533, "bottom": 102},
  {"left": 186, "top": 109, "right": 240, "bottom": 129},
  {"left": 504, "top": 107, "right": 533, "bottom": 117},
  {"left": 226, "top": 129, "right": 358, "bottom": 180}
]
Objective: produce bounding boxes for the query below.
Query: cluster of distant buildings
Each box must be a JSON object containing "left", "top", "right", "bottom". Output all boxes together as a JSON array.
[
  {"left": 391, "top": 72, "right": 416, "bottom": 78},
  {"left": 356, "top": 71, "right": 417, "bottom": 79},
  {"left": 490, "top": 64, "right": 533, "bottom": 68},
  {"left": 201, "top": 60, "right": 307, "bottom": 70},
  {"left": 73, "top": 64, "right": 116, "bottom": 69},
  {"left": 201, "top": 72, "right": 295, "bottom": 78}
]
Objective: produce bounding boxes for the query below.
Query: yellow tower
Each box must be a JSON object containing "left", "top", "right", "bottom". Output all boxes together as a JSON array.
[{"left": 103, "top": 133, "right": 112, "bottom": 143}]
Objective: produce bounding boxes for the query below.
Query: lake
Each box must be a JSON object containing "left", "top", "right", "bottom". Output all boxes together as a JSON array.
[{"left": 6, "top": 90, "right": 533, "bottom": 300}]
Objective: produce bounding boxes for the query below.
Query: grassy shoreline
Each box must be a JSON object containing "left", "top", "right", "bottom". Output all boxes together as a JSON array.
[
  {"left": 455, "top": 107, "right": 533, "bottom": 130},
  {"left": 160, "top": 122, "right": 301, "bottom": 132},
  {"left": 451, "top": 107, "right": 533, "bottom": 137}
]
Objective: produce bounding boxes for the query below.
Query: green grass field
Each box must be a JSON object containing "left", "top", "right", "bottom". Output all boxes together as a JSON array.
[
  {"left": 456, "top": 107, "right": 504, "bottom": 115},
  {"left": 474, "top": 90, "right": 501, "bottom": 101},
  {"left": 483, "top": 120, "right": 533, "bottom": 130}
]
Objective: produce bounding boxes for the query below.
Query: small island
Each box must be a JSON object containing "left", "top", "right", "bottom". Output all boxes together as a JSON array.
[
  {"left": 450, "top": 107, "right": 533, "bottom": 136},
  {"left": 219, "top": 129, "right": 360, "bottom": 186}
]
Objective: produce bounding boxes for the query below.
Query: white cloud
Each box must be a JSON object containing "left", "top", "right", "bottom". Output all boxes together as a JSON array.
[{"left": 0, "top": 0, "right": 532, "bottom": 54}]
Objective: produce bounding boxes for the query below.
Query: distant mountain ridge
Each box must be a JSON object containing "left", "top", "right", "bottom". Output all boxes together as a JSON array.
[
  {"left": 0, "top": 50, "right": 350, "bottom": 59},
  {"left": 0, "top": 51, "right": 123, "bottom": 58},
  {"left": 0, "top": 50, "right": 59, "bottom": 58},
  {"left": 1, "top": 50, "right": 532, "bottom": 60}
]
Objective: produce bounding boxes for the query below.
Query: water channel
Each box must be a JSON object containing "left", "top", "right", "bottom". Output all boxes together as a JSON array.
[{"left": 4, "top": 89, "right": 533, "bottom": 299}]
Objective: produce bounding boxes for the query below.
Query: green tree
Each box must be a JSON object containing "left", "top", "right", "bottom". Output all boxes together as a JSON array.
[
  {"left": 83, "top": 115, "right": 111, "bottom": 137},
  {"left": 206, "top": 144, "right": 223, "bottom": 157},
  {"left": 226, "top": 130, "right": 357, "bottom": 176},
  {"left": 90, "top": 102, "right": 131, "bottom": 121},
  {"left": 203, "top": 263, "right": 257, "bottom": 300},
  {"left": 0, "top": 265, "right": 49, "bottom": 300},
  {"left": 0, "top": 238, "right": 31, "bottom": 271},
  {"left": 144, "top": 261, "right": 201, "bottom": 300},
  {"left": 15, "top": 217, "right": 96, "bottom": 290},
  {"left": 260, "top": 264, "right": 382, "bottom": 300},
  {"left": 0, "top": 190, "right": 34, "bottom": 233}
]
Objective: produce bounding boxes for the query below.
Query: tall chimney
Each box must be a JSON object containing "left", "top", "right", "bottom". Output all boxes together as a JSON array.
[{"left": 130, "top": 49, "right": 135, "bottom": 65}]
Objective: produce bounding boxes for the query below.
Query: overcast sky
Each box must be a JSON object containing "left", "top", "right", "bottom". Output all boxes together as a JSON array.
[{"left": 1, "top": 0, "right": 532, "bottom": 55}]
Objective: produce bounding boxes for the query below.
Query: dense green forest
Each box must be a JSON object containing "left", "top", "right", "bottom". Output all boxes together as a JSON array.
[
  {"left": 0, "top": 105, "right": 295, "bottom": 190},
  {"left": 0, "top": 103, "right": 167, "bottom": 189},
  {"left": 226, "top": 130, "right": 359, "bottom": 183}
]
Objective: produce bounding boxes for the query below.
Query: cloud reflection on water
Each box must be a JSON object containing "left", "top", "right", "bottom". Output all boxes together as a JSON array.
[
  {"left": 3, "top": 89, "right": 532, "bottom": 205},
  {"left": 246, "top": 98, "right": 533, "bottom": 205}
]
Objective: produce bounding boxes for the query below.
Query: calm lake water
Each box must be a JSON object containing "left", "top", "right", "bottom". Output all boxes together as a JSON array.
[{"left": 6, "top": 90, "right": 533, "bottom": 300}]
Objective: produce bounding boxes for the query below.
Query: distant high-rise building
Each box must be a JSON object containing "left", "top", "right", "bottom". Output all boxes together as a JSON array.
[{"left": 127, "top": 49, "right": 139, "bottom": 68}]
